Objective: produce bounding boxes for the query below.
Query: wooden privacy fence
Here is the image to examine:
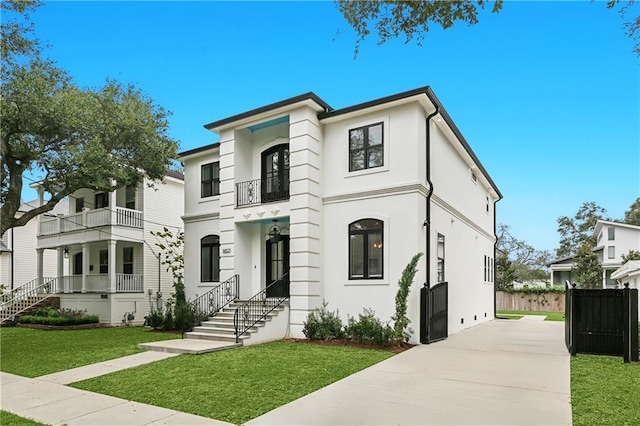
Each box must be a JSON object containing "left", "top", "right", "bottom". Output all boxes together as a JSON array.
[
  {"left": 497, "top": 291, "right": 565, "bottom": 312},
  {"left": 565, "top": 282, "right": 639, "bottom": 363}
]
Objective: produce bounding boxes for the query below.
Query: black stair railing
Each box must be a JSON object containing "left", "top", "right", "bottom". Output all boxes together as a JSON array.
[
  {"left": 181, "top": 275, "right": 239, "bottom": 337},
  {"left": 233, "top": 273, "right": 289, "bottom": 343}
]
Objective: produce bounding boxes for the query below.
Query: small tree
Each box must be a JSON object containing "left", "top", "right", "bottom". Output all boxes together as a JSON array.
[
  {"left": 572, "top": 243, "right": 603, "bottom": 288},
  {"left": 622, "top": 250, "right": 640, "bottom": 263},
  {"left": 392, "top": 253, "right": 423, "bottom": 343}
]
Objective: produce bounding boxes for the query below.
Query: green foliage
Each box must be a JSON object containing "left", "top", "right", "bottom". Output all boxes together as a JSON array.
[
  {"left": 556, "top": 202, "right": 607, "bottom": 257},
  {"left": 392, "top": 253, "right": 422, "bottom": 343},
  {"left": 18, "top": 307, "right": 98, "bottom": 325},
  {"left": 573, "top": 243, "right": 603, "bottom": 288},
  {"left": 337, "top": 0, "right": 503, "bottom": 56},
  {"left": 302, "top": 302, "right": 345, "bottom": 341},
  {"left": 500, "top": 285, "right": 564, "bottom": 294},
  {"left": 623, "top": 197, "right": 640, "bottom": 226},
  {"left": 496, "top": 224, "right": 550, "bottom": 288},
  {"left": 71, "top": 341, "right": 394, "bottom": 425},
  {"left": 622, "top": 250, "right": 640, "bottom": 263},
  {"left": 0, "top": 327, "right": 180, "bottom": 377},
  {"left": 345, "top": 309, "right": 394, "bottom": 346}
]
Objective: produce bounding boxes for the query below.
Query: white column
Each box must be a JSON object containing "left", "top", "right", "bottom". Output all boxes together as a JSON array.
[
  {"left": 56, "top": 247, "right": 64, "bottom": 293},
  {"left": 36, "top": 187, "right": 44, "bottom": 231},
  {"left": 36, "top": 248, "right": 44, "bottom": 285},
  {"left": 109, "top": 189, "right": 117, "bottom": 225},
  {"left": 218, "top": 130, "right": 237, "bottom": 285},
  {"left": 108, "top": 240, "right": 117, "bottom": 293},
  {"left": 82, "top": 243, "right": 89, "bottom": 293},
  {"left": 602, "top": 269, "right": 607, "bottom": 289}
]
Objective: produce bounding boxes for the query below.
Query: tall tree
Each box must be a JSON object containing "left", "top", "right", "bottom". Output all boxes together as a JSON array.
[
  {"left": 337, "top": 0, "right": 639, "bottom": 57},
  {"left": 495, "top": 224, "right": 550, "bottom": 287},
  {"left": 556, "top": 202, "right": 608, "bottom": 257},
  {"left": 623, "top": 197, "right": 640, "bottom": 226},
  {"left": 0, "top": 0, "right": 178, "bottom": 235}
]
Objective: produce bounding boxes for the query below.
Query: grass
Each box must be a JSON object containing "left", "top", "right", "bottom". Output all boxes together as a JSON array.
[
  {"left": 0, "top": 410, "right": 46, "bottom": 426},
  {"left": 0, "top": 326, "right": 180, "bottom": 378},
  {"left": 571, "top": 355, "right": 640, "bottom": 426},
  {"left": 72, "top": 340, "right": 395, "bottom": 425},
  {"left": 496, "top": 310, "right": 565, "bottom": 321}
]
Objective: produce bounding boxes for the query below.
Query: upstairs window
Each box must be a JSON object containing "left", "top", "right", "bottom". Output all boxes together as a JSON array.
[
  {"left": 349, "top": 123, "right": 383, "bottom": 171},
  {"left": 75, "top": 197, "right": 85, "bottom": 213},
  {"left": 608, "top": 227, "right": 615, "bottom": 241},
  {"left": 349, "top": 219, "right": 383, "bottom": 279},
  {"left": 125, "top": 186, "right": 136, "bottom": 210},
  {"left": 201, "top": 162, "right": 220, "bottom": 198},
  {"left": 95, "top": 193, "right": 109, "bottom": 209},
  {"left": 607, "top": 246, "right": 615, "bottom": 259}
]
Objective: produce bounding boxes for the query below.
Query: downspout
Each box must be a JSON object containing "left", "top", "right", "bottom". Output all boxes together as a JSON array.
[{"left": 425, "top": 106, "right": 439, "bottom": 289}]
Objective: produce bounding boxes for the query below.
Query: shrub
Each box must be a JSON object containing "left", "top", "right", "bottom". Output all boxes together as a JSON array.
[
  {"left": 18, "top": 311, "right": 99, "bottom": 326},
  {"left": 302, "top": 302, "right": 344, "bottom": 341},
  {"left": 345, "top": 308, "right": 394, "bottom": 346},
  {"left": 501, "top": 285, "right": 565, "bottom": 294},
  {"left": 392, "top": 253, "right": 423, "bottom": 343}
]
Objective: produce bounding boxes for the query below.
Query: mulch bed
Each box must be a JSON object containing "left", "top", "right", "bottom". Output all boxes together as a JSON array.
[
  {"left": 16, "top": 322, "right": 106, "bottom": 331},
  {"left": 285, "top": 338, "right": 414, "bottom": 354}
]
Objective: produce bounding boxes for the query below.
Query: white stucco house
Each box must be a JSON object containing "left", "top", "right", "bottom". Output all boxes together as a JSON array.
[
  {"left": 549, "top": 220, "right": 640, "bottom": 288},
  {"left": 1, "top": 200, "right": 68, "bottom": 291},
  {"left": 179, "top": 86, "right": 501, "bottom": 345},
  {"left": 30, "top": 171, "right": 184, "bottom": 325}
]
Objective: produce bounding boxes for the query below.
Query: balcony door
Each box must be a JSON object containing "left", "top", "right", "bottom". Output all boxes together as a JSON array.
[{"left": 261, "top": 144, "right": 289, "bottom": 203}]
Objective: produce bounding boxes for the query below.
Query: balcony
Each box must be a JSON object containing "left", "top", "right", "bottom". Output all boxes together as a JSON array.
[
  {"left": 236, "top": 177, "right": 289, "bottom": 207},
  {"left": 58, "top": 274, "right": 143, "bottom": 293},
  {"left": 39, "top": 207, "right": 143, "bottom": 236}
]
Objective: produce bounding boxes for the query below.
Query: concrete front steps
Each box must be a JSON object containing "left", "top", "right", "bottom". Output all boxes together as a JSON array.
[{"left": 185, "top": 300, "right": 287, "bottom": 344}]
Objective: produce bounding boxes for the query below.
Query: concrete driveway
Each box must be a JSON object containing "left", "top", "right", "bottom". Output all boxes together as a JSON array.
[{"left": 246, "top": 318, "right": 571, "bottom": 425}]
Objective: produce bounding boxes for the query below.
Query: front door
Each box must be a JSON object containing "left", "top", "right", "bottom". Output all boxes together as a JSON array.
[
  {"left": 265, "top": 235, "right": 290, "bottom": 298},
  {"left": 261, "top": 144, "right": 289, "bottom": 203}
]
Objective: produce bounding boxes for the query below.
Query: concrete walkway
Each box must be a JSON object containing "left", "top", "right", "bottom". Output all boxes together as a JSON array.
[{"left": 247, "top": 319, "right": 571, "bottom": 425}]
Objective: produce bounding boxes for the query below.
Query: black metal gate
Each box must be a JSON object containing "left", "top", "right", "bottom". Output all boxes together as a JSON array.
[
  {"left": 565, "top": 282, "right": 639, "bottom": 362},
  {"left": 420, "top": 282, "right": 448, "bottom": 344}
]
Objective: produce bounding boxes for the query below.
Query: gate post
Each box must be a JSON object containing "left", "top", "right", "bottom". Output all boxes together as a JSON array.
[
  {"left": 622, "top": 283, "right": 639, "bottom": 363},
  {"left": 570, "top": 283, "right": 578, "bottom": 356},
  {"left": 420, "top": 283, "right": 429, "bottom": 344}
]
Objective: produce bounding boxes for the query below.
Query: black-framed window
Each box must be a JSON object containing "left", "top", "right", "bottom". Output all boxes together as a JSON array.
[
  {"left": 201, "top": 162, "right": 220, "bottom": 198},
  {"left": 261, "top": 144, "right": 290, "bottom": 202},
  {"left": 95, "top": 192, "right": 109, "bottom": 209},
  {"left": 437, "top": 233, "right": 445, "bottom": 282},
  {"left": 349, "top": 219, "right": 383, "bottom": 279},
  {"left": 99, "top": 249, "right": 108, "bottom": 274},
  {"left": 123, "top": 247, "right": 133, "bottom": 275},
  {"left": 201, "top": 235, "right": 220, "bottom": 282},
  {"left": 349, "top": 122, "right": 383, "bottom": 171},
  {"left": 75, "top": 197, "right": 84, "bottom": 213},
  {"left": 125, "top": 186, "right": 136, "bottom": 210}
]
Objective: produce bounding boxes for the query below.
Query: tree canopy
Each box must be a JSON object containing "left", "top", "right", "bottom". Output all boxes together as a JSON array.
[
  {"left": 337, "top": 0, "right": 639, "bottom": 56},
  {"left": 0, "top": 0, "right": 178, "bottom": 235},
  {"left": 495, "top": 224, "right": 550, "bottom": 289},
  {"left": 623, "top": 197, "right": 640, "bottom": 226},
  {"left": 556, "top": 201, "right": 608, "bottom": 258}
]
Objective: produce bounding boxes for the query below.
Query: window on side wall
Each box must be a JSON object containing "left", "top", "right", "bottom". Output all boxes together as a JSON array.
[
  {"left": 349, "top": 219, "right": 383, "bottom": 279},
  {"left": 437, "top": 234, "right": 445, "bottom": 282},
  {"left": 349, "top": 123, "right": 383, "bottom": 171},
  {"left": 201, "top": 235, "right": 220, "bottom": 282},
  {"left": 608, "top": 227, "right": 615, "bottom": 241},
  {"left": 607, "top": 246, "right": 615, "bottom": 259},
  {"left": 201, "top": 162, "right": 220, "bottom": 198}
]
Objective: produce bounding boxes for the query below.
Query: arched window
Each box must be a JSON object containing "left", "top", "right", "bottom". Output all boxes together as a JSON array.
[
  {"left": 201, "top": 235, "right": 220, "bottom": 282},
  {"left": 261, "top": 144, "right": 289, "bottom": 202},
  {"left": 349, "top": 219, "right": 383, "bottom": 279}
]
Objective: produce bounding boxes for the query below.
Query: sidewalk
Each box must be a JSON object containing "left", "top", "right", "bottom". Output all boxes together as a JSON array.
[{"left": 247, "top": 319, "right": 571, "bottom": 425}]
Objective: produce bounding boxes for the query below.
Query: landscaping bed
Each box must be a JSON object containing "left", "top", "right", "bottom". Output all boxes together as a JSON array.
[{"left": 17, "top": 322, "right": 105, "bottom": 331}]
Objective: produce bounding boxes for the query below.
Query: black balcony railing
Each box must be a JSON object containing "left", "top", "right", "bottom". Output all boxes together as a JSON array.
[{"left": 236, "top": 177, "right": 289, "bottom": 207}]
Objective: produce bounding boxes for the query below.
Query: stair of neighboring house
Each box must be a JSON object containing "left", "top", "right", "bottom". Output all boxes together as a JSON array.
[
  {"left": 185, "top": 300, "right": 287, "bottom": 344},
  {"left": 0, "top": 295, "right": 60, "bottom": 325}
]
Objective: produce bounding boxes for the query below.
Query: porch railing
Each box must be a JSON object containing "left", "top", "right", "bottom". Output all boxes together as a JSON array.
[
  {"left": 234, "top": 273, "right": 289, "bottom": 343},
  {"left": 236, "top": 177, "right": 289, "bottom": 207},
  {"left": 116, "top": 274, "right": 143, "bottom": 292},
  {"left": 0, "top": 277, "right": 58, "bottom": 324},
  {"left": 59, "top": 274, "right": 143, "bottom": 293},
  {"left": 39, "top": 206, "right": 143, "bottom": 236}
]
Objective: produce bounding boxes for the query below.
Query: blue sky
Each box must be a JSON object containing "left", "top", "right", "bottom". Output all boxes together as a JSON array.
[{"left": 23, "top": 0, "right": 639, "bottom": 255}]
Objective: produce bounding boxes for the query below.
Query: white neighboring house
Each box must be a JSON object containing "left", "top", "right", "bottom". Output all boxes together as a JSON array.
[
  {"left": 179, "top": 86, "right": 502, "bottom": 345},
  {"left": 1, "top": 200, "right": 69, "bottom": 291},
  {"left": 31, "top": 171, "right": 184, "bottom": 325},
  {"left": 549, "top": 220, "right": 640, "bottom": 288}
]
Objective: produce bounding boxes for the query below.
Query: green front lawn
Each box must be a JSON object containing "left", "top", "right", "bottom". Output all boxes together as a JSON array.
[
  {"left": 0, "top": 410, "right": 47, "bottom": 426},
  {"left": 72, "top": 341, "right": 395, "bottom": 425},
  {"left": 496, "top": 310, "right": 565, "bottom": 321},
  {"left": 0, "top": 327, "right": 180, "bottom": 377},
  {"left": 571, "top": 355, "right": 640, "bottom": 426}
]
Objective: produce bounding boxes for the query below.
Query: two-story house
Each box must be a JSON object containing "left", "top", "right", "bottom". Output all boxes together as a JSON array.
[
  {"left": 179, "top": 86, "right": 501, "bottom": 345},
  {"left": 549, "top": 220, "right": 640, "bottom": 288},
  {"left": 29, "top": 171, "right": 184, "bottom": 325}
]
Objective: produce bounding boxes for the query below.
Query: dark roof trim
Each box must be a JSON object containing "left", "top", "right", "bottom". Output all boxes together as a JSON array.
[
  {"left": 203, "top": 92, "right": 332, "bottom": 131},
  {"left": 177, "top": 142, "right": 220, "bottom": 158},
  {"left": 319, "top": 86, "right": 502, "bottom": 199},
  {"left": 164, "top": 169, "right": 185, "bottom": 181}
]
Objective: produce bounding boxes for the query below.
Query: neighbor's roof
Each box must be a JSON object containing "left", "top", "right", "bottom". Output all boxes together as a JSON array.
[
  {"left": 198, "top": 86, "right": 502, "bottom": 198},
  {"left": 594, "top": 220, "right": 640, "bottom": 235},
  {"left": 19, "top": 199, "right": 69, "bottom": 216},
  {"left": 611, "top": 260, "right": 640, "bottom": 280},
  {"left": 547, "top": 254, "right": 576, "bottom": 267},
  {"left": 177, "top": 142, "right": 220, "bottom": 159}
]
